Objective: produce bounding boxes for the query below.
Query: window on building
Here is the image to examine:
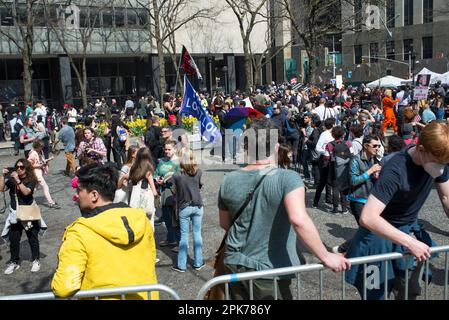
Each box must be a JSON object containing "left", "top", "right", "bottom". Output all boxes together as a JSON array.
[
  {"left": 354, "top": 0, "right": 362, "bottom": 31},
  {"left": 423, "top": 0, "right": 433, "bottom": 23},
  {"left": 404, "top": 0, "right": 413, "bottom": 26},
  {"left": 370, "top": 43, "right": 379, "bottom": 63},
  {"left": 115, "top": 8, "right": 125, "bottom": 28},
  {"left": 137, "top": 9, "right": 148, "bottom": 26},
  {"left": 0, "top": 7, "right": 14, "bottom": 26},
  {"left": 81, "top": 8, "right": 99, "bottom": 28},
  {"left": 403, "top": 39, "right": 413, "bottom": 61},
  {"left": 354, "top": 45, "right": 363, "bottom": 64},
  {"left": 386, "top": 0, "right": 395, "bottom": 28},
  {"left": 16, "top": 5, "right": 27, "bottom": 26},
  {"left": 102, "top": 9, "right": 113, "bottom": 27},
  {"left": 422, "top": 37, "right": 433, "bottom": 59},
  {"left": 386, "top": 41, "right": 395, "bottom": 60},
  {"left": 126, "top": 9, "right": 137, "bottom": 26},
  {"left": 34, "top": 6, "right": 47, "bottom": 27}
]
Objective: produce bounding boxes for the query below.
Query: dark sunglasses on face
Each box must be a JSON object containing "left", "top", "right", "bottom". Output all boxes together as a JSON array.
[
  {"left": 15, "top": 165, "right": 25, "bottom": 170},
  {"left": 369, "top": 144, "right": 381, "bottom": 148}
]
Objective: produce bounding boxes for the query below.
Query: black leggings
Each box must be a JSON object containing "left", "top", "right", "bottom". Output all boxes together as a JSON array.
[
  {"left": 112, "top": 141, "right": 126, "bottom": 168},
  {"left": 9, "top": 222, "right": 40, "bottom": 263}
]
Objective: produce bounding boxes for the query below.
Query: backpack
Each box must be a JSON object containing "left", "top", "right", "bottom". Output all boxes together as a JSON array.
[
  {"left": 329, "top": 140, "right": 352, "bottom": 190},
  {"left": 116, "top": 125, "right": 127, "bottom": 142},
  {"left": 14, "top": 120, "right": 23, "bottom": 133}
]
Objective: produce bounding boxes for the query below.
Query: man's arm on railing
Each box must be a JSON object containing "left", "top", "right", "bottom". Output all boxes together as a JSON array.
[
  {"left": 359, "top": 194, "right": 431, "bottom": 262},
  {"left": 284, "top": 187, "right": 351, "bottom": 272},
  {"left": 51, "top": 227, "right": 87, "bottom": 298}
]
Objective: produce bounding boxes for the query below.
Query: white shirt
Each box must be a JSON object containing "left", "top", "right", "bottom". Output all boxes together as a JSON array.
[
  {"left": 9, "top": 118, "right": 23, "bottom": 134},
  {"left": 396, "top": 90, "right": 409, "bottom": 107},
  {"left": 68, "top": 108, "right": 77, "bottom": 123},
  {"left": 315, "top": 104, "right": 336, "bottom": 121},
  {"left": 34, "top": 107, "right": 47, "bottom": 125},
  {"left": 351, "top": 137, "right": 364, "bottom": 156},
  {"left": 315, "top": 130, "right": 334, "bottom": 156}
]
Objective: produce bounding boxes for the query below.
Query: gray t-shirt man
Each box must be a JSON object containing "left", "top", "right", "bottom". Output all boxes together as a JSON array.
[{"left": 218, "top": 168, "right": 304, "bottom": 271}]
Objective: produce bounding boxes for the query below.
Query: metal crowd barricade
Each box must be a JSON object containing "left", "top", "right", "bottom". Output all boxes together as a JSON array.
[
  {"left": 0, "top": 284, "right": 180, "bottom": 300},
  {"left": 197, "top": 245, "right": 449, "bottom": 300}
]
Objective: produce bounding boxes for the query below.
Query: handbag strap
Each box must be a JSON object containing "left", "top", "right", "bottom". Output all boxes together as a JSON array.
[{"left": 216, "top": 167, "right": 274, "bottom": 253}]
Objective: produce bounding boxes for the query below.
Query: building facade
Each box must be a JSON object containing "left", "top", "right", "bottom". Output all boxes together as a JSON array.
[
  {"left": 342, "top": 0, "right": 449, "bottom": 84},
  {"left": 0, "top": 0, "right": 274, "bottom": 108}
]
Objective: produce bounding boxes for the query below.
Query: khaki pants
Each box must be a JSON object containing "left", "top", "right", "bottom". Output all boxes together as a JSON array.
[{"left": 65, "top": 151, "right": 76, "bottom": 175}]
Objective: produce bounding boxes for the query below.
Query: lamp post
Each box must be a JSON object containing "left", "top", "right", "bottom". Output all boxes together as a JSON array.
[
  {"left": 208, "top": 55, "right": 213, "bottom": 94},
  {"left": 222, "top": 66, "right": 228, "bottom": 94}
]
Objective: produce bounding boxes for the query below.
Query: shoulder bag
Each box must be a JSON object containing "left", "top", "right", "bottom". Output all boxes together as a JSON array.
[
  {"left": 205, "top": 168, "right": 273, "bottom": 300},
  {"left": 15, "top": 190, "right": 41, "bottom": 221}
]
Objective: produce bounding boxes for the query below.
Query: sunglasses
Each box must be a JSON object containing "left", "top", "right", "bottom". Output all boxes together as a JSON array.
[
  {"left": 162, "top": 130, "right": 170, "bottom": 133},
  {"left": 15, "top": 165, "right": 25, "bottom": 170},
  {"left": 369, "top": 144, "right": 381, "bottom": 148}
]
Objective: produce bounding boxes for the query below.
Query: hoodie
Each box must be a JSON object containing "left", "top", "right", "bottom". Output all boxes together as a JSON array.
[{"left": 51, "top": 204, "right": 158, "bottom": 300}]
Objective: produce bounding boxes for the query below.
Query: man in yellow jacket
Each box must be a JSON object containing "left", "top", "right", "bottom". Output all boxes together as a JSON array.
[{"left": 51, "top": 164, "right": 158, "bottom": 300}]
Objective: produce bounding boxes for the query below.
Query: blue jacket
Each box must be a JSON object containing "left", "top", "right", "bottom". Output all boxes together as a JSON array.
[{"left": 348, "top": 152, "right": 376, "bottom": 204}]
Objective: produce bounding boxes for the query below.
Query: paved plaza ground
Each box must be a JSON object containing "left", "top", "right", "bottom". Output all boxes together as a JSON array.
[{"left": 0, "top": 148, "right": 448, "bottom": 300}]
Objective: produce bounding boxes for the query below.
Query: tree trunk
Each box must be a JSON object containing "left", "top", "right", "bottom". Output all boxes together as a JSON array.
[
  {"left": 243, "top": 43, "right": 253, "bottom": 91},
  {"left": 308, "top": 54, "right": 317, "bottom": 84},
  {"left": 253, "top": 60, "right": 262, "bottom": 87},
  {"left": 22, "top": 25, "right": 34, "bottom": 105},
  {"left": 157, "top": 47, "right": 166, "bottom": 99},
  {"left": 22, "top": 48, "right": 33, "bottom": 105},
  {"left": 152, "top": 0, "right": 166, "bottom": 103},
  {"left": 81, "top": 58, "right": 88, "bottom": 108}
]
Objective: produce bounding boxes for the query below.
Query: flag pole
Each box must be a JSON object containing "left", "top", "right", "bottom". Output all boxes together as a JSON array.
[{"left": 174, "top": 49, "right": 183, "bottom": 98}]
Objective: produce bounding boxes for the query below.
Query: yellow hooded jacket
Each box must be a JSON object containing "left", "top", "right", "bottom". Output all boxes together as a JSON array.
[{"left": 51, "top": 205, "right": 158, "bottom": 300}]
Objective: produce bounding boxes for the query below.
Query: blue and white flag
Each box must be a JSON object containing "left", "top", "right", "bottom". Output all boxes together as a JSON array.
[{"left": 181, "top": 76, "right": 221, "bottom": 143}]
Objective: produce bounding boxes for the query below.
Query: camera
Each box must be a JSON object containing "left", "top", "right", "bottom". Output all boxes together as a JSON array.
[{"left": 3, "top": 167, "right": 15, "bottom": 179}]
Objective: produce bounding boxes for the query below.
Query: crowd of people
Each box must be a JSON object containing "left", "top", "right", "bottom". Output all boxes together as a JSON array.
[{"left": 1, "top": 78, "right": 449, "bottom": 300}]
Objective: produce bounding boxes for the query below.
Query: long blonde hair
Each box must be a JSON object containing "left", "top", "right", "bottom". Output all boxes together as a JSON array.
[{"left": 179, "top": 148, "right": 198, "bottom": 176}]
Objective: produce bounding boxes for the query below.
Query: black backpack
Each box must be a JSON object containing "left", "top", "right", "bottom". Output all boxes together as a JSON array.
[
  {"left": 14, "top": 120, "right": 23, "bottom": 133},
  {"left": 329, "top": 140, "right": 352, "bottom": 190}
]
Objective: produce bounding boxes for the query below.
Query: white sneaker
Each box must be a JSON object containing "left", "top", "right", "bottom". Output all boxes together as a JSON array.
[
  {"left": 4, "top": 262, "right": 20, "bottom": 275},
  {"left": 31, "top": 260, "right": 41, "bottom": 272}
]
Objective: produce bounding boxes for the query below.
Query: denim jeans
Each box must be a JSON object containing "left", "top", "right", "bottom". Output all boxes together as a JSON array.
[
  {"left": 300, "top": 149, "right": 311, "bottom": 179},
  {"left": 177, "top": 206, "right": 204, "bottom": 270}
]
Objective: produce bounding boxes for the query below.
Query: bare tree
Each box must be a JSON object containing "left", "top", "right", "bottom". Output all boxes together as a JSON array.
[
  {"left": 0, "top": 0, "right": 43, "bottom": 104},
  {"left": 130, "top": 0, "right": 211, "bottom": 100},
  {"left": 224, "top": 0, "right": 269, "bottom": 91},
  {"left": 281, "top": 0, "right": 385, "bottom": 83},
  {"left": 249, "top": 2, "right": 292, "bottom": 86},
  {"left": 43, "top": 0, "right": 112, "bottom": 108}
]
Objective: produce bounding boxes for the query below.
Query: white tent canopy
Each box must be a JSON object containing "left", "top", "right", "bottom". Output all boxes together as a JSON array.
[
  {"left": 366, "top": 75, "right": 407, "bottom": 88},
  {"left": 410, "top": 67, "right": 443, "bottom": 84},
  {"left": 433, "top": 71, "right": 449, "bottom": 84}
]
